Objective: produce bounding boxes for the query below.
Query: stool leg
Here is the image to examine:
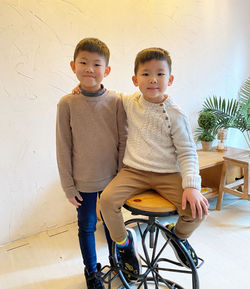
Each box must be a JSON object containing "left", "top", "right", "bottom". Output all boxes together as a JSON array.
[
  {"left": 216, "top": 162, "right": 227, "bottom": 210},
  {"left": 149, "top": 216, "right": 156, "bottom": 248},
  {"left": 243, "top": 165, "right": 249, "bottom": 199}
]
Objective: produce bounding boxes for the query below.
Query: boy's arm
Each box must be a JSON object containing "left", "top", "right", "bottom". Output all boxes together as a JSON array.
[
  {"left": 117, "top": 94, "right": 128, "bottom": 171},
  {"left": 170, "top": 111, "right": 209, "bottom": 218},
  {"left": 56, "top": 100, "right": 78, "bottom": 199},
  {"left": 170, "top": 111, "right": 200, "bottom": 190}
]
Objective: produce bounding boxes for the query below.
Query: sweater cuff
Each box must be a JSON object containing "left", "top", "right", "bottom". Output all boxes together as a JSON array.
[
  {"left": 182, "top": 175, "right": 201, "bottom": 191},
  {"left": 64, "top": 187, "right": 78, "bottom": 199}
]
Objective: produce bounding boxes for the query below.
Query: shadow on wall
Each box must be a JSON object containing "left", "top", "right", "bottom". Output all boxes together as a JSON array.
[{"left": 7, "top": 181, "right": 77, "bottom": 246}]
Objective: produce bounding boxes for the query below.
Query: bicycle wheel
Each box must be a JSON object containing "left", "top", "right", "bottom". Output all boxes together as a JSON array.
[{"left": 112, "top": 218, "right": 200, "bottom": 289}]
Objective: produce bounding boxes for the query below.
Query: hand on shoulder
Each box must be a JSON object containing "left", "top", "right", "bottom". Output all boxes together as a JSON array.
[{"left": 72, "top": 83, "right": 81, "bottom": 94}]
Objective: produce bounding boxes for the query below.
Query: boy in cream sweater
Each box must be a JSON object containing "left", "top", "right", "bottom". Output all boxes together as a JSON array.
[{"left": 100, "top": 48, "right": 209, "bottom": 277}]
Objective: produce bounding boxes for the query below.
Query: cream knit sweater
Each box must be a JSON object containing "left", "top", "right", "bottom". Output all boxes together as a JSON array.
[{"left": 122, "top": 92, "right": 201, "bottom": 190}]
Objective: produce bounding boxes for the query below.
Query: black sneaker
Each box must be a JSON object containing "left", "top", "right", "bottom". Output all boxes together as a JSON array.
[
  {"left": 84, "top": 263, "right": 104, "bottom": 289},
  {"left": 162, "top": 223, "right": 199, "bottom": 268},
  {"left": 109, "top": 247, "right": 121, "bottom": 268},
  {"left": 117, "top": 228, "right": 141, "bottom": 280}
]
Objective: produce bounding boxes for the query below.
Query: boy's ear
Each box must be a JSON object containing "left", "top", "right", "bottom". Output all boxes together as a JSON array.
[
  {"left": 104, "top": 66, "right": 111, "bottom": 77},
  {"left": 168, "top": 75, "right": 174, "bottom": 86},
  {"left": 70, "top": 61, "right": 76, "bottom": 73},
  {"left": 132, "top": 75, "right": 138, "bottom": 86}
]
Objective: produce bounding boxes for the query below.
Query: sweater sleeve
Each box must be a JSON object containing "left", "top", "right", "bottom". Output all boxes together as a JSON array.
[
  {"left": 170, "top": 109, "right": 201, "bottom": 190},
  {"left": 117, "top": 94, "right": 128, "bottom": 171},
  {"left": 56, "top": 99, "right": 78, "bottom": 198}
]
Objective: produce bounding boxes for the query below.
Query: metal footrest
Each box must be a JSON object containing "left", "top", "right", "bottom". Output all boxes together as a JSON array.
[{"left": 95, "top": 264, "right": 119, "bottom": 288}]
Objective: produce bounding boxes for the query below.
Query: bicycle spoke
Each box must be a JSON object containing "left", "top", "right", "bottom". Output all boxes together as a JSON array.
[
  {"left": 151, "top": 235, "right": 170, "bottom": 265},
  {"left": 141, "top": 223, "right": 154, "bottom": 265},
  {"left": 151, "top": 270, "right": 160, "bottom": 289},
  {"left": 153, "top": 265, "right": 193, "bottom": 274},
  {"left": 153, "top": 269, "right": 184, "bottom": 289},
  {"left": 151, "top": 225, "right": 160, "bottom": 262}
]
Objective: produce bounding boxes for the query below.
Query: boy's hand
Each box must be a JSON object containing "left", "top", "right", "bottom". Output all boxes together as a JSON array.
[
  {"left": 72, "top": 83, "right": 81, "bottom": 94},
  {"left": 68, "top": 192, "right": 83, "bottom": 208},
  {"left": 182, "top": 188, "right": 209, "bottom": 219}
]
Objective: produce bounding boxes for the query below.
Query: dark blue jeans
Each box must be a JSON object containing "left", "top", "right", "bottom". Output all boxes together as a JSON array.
[{"left": 76, "top": 191, "right": 113, "bottom": 273}]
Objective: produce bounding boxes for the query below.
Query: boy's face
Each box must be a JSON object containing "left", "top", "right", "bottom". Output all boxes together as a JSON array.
[
  {"left": 132, "top": 59, "right": 174, "bottom": 103},
  {"left": 70, "top": 50, "right": 110, "bottom": 92}
]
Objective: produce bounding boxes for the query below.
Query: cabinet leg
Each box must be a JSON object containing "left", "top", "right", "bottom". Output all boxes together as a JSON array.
[{"left": 216, "top": 162, "right": 227, "bottom": 210}]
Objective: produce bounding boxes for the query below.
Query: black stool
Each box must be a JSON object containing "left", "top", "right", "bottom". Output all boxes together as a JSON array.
[{"left": 99, "top": 190, "right": 203, "bottom": 289}]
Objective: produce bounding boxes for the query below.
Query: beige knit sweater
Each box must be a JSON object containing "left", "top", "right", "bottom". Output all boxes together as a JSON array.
[
  {"left": 56, "top": 90, "right": 127, "bottom": 198},
  {"left": 122, "top": 92, "right": 201, "bottom": 190}
]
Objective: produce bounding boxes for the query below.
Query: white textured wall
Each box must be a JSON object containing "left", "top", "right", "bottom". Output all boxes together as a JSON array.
[{"left": 0, "top": 0, "right": 249, "bottom": 245}]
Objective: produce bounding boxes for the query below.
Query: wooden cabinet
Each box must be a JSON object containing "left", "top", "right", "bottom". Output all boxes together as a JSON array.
[{"left": 198, "top": 147, "right": 247, "bottom": 199}]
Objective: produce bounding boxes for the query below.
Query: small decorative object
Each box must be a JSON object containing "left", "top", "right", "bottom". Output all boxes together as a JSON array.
[
  {"left": 196, "top": 111, "right": 217, "bottom": 151},
  {"left": 217, "top": 128, "right": 228, "bottom": 151}
]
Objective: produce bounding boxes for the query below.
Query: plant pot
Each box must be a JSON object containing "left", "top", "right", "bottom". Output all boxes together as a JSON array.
[{"left": 201, "top": 141, "right": 213, "bottom": 151}]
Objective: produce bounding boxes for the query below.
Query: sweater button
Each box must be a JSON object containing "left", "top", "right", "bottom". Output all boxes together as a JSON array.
[
  {"left": 165, "top": 117, "right": 168, "bottom": 120},
  {"left": 160, "top": 103, "right": 163, "bottom": 106},
  {"left": 168, "top": 125, "right": 171, "bottom": 128},
  {"left": 163, "top": 110, "right": 166, "bottom": 113}
]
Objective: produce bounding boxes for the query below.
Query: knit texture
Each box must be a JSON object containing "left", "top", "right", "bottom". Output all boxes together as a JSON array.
[
  {"left": 56, "top": 90, "right": 127, "bottom": 198},
  {"left": 122, "top": 92, "right": 201, "bottom": 190}
]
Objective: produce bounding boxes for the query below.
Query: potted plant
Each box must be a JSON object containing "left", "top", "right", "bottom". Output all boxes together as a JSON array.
[
  {"left": 196, "top": 111, "right": 217, "bottom": 151},
  {"left": 201, "top": 77, "right": 250, "bottom": 147}
]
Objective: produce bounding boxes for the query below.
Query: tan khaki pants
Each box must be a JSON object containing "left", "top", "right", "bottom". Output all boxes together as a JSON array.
[{"left": 100, "top": 166, "right": 204, "bottom": 242}]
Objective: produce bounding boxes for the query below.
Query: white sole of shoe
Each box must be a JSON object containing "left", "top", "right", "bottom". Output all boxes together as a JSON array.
[
  {"left": 126, "top": 228, "right": 142, "bottom": 275},
  {"left": 160, "top": 225, "right": 191, "bottom": 269}
]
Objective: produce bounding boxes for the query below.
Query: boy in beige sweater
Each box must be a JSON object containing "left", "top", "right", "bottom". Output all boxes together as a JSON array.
[{"left": 56, "top": 38, "right": 127, "bottom": 289}]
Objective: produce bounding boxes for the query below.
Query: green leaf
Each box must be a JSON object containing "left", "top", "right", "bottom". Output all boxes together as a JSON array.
[
  {"left": 199, "top": 88, "right": 249, "bottom": 147},
  {"left": 238, "top": 77, "right": 250, "bottom": 125}
]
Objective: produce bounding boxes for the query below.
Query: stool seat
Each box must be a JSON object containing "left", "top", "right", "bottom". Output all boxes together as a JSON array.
[
  {"left": 224, "top": 151, "right": 250, "bottom": 165},
  {"left": 124, "top": 190, "right": 177, "bottom": 217}
]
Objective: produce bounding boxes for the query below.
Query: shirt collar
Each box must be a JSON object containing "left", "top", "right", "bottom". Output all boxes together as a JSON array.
[{"left": 81, "top": 84, "right": 106, "bottom": 97}]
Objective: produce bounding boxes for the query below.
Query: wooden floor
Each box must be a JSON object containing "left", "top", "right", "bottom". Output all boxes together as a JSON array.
[{"left": 0, "top": 193, "right": 250, "bottom": 289}]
